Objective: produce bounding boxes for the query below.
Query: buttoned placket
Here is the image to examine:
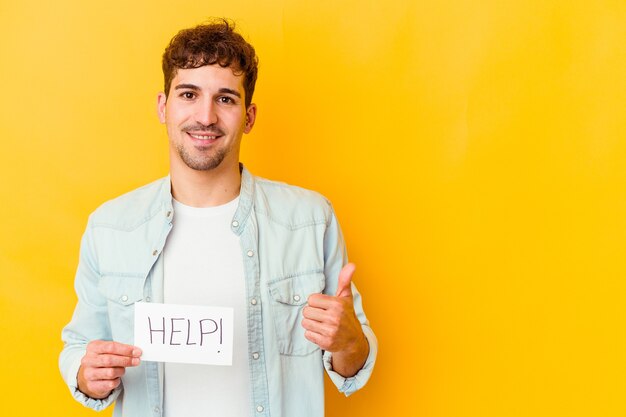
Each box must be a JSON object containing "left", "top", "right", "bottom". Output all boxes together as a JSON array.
[
  {"left": 232, "top": 169, "right": 271, "bottom": 417},
  {"left": 152, "top": 170, "right": 270, "bottom": 416},
  {"left": 145, "top": 203, "right": 175, "bottom": 417}
]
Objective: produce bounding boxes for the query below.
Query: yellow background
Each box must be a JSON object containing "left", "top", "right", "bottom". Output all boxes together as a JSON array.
[{"left": 0, "top": 0, "right": 625, "bottom": 416}]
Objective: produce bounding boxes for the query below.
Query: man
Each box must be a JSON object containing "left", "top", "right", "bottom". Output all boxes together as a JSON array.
[{"left": 60, "top": 19, "right": 376, "bottom": 417}]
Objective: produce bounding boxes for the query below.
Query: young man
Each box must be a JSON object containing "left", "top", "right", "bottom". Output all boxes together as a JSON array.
[{"left": 60, "top": 19, "right": 377, "bottom": 417}]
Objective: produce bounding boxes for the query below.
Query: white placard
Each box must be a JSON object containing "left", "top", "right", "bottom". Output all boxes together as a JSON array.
[{"left": 134, "top": 302, "right": 233, "bottom": 365}]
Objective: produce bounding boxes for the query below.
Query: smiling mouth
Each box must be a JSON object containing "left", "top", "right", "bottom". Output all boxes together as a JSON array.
[
  {"left": 186, "top": 132, "right": 222, "bottom": 141},
  {"left": 189, "top": 133, "right": 218, "bottom": 139}
]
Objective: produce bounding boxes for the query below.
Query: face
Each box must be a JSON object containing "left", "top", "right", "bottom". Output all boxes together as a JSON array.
[{"left": 157, "top": 65, "right": 256, "bottom": 172}]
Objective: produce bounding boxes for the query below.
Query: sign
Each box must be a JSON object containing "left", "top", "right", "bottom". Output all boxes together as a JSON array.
[{"left": 134, "top": 302, "right": 234, "bottom": 365}]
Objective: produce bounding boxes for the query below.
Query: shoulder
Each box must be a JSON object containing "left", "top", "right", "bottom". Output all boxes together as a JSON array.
[
  {"left": 88, "top": 177, "right": 169, "bottom": 231},
  {"left": 253, "top": 176, "right": 335, "bottom": 227},
  {"left": 255, "top": 176, "right": 331, "bottom": 208}
]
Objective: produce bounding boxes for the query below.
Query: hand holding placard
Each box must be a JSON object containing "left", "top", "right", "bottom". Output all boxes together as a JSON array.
[{"left": 77, "top": 340, "right": 142, "bottom": 399}]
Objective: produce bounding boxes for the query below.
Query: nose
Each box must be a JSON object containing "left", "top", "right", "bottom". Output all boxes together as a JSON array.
[{"left": 195, "top": 98, "right": 218, "bottom": 126}]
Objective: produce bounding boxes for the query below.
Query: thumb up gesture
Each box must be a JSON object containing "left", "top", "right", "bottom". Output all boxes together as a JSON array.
[
  {"left": 334, "top": 263, "right": 355, "bottom": 299},
  {"left": 302, "top": 263, "right": 369, "bottom": 377}
]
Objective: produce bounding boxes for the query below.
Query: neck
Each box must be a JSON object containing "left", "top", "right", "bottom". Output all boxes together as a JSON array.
[{"left": 170, "top": 159, "right": 241, "bottom": 207}]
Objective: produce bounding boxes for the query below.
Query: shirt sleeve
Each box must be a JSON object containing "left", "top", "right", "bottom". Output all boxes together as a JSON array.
[
  {"left": 321, "top": 202, "right": 378, "bottom": 396},
  {"left": 59, "top": 215, "right": 120, "bottom": 410}
]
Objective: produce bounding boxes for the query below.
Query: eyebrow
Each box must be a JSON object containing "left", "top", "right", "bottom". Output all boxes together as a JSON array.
[
  {"left": 174, "top": 83, "right": 201, "bottom": 91},
  {"left": 174, "top": 84, "right": 241, "bottom": 98},
  {"left": 218, "top": 88, "right": 241, "bottom": 98}
]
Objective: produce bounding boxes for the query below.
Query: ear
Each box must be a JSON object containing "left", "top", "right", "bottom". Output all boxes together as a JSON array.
[
  {"left": 156, "top": 92, "right": 167, "bottom": 124},
  {"left": 244, "top": 103, "right": 257, "bottom": 134}
]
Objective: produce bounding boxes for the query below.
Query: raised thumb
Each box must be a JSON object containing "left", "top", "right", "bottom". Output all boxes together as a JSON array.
[{"left": 335, "top": 263, "right": 356, "bottom": 298}]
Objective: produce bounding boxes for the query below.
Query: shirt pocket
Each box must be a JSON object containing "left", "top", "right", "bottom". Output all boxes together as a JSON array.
[
  {"left": 267, "top": 272, "right": 325, "bottom": 356},
  {"left": 97, "top": 275, "right": 146, "bottom": 344}
]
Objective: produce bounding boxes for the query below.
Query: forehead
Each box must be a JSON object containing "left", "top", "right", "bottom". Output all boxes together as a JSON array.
[{"left": 171, "top": 65, "right": 245, "bottom": 91}]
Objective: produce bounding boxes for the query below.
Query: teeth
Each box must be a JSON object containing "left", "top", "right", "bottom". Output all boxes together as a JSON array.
[{"left": 189, "top": 134, "right": 217, "bottom": 140}]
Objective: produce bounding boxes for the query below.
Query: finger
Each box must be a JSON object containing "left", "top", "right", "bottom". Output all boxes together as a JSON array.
[
  {"left": 83, "top": 353, "right": 140, "bottom": 368},
  {"left": 303, "top": 330, "right": 329, "bottom": 350},
  {"left": 84, "top": 366, "right": 126, "bottom": 381},
  {"left": 335, "top": 263, "right": 355, "bottom": 298},
  {"left": 301, "top": 318, "right": 335, "bottom": 336},
  {"left": 88, "top": 340, "right": 142, "bottom": 357},
  {"left": 307, "top": 293, "right": 342, "bottom": 309},
  {"left": 302, "top": 305, "right": 332, "bottom": 322},
  {"left": 86, "top": 378, "right": 122, "bottom": 396}
]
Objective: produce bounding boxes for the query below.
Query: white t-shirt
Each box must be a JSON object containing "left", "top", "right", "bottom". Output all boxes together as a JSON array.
[{"left": 163, "top": 197, "right": 250, "bottom": 417}]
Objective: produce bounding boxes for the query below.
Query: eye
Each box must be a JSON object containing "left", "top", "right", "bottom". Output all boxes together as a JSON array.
[
  {"left": 180, "top": 91, "right": 196, "bottom": 100},
  {"left": 218, "top": 96, "right": 236, "bottom": 104}
]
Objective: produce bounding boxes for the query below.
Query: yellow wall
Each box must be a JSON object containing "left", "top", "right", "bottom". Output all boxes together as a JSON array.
[{"left": 1, "top": 1, "right": 624, "bottom": 416}]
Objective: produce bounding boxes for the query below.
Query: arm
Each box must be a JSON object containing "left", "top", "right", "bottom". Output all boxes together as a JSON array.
[
  {"left": 59, "top": 217, "right": 140, "bottom": 409},
  {"left": 301, "top": 204, "right": 377, "bottom": 395}
]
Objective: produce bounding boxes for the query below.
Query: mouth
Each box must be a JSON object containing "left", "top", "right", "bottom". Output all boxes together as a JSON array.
[{"left": 186, "top": 132, "right": 222, "bottom": 142}]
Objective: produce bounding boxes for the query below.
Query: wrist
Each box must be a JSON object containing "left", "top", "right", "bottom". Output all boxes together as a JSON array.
[{"left": 331, "top": 331, "right": 369, "bottom": 377}]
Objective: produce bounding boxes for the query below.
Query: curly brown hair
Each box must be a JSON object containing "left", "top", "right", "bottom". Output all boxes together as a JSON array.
[{"left": 162, "top": 18, "right": 258, "bottom": 107}]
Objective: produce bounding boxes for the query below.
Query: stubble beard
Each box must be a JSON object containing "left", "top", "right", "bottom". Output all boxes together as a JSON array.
[{"left": 177, "top": 143, "right": 229, "bottom": 171}]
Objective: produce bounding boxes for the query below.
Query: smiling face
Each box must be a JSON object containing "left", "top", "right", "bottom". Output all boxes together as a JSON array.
[{"left": 157, "top": 65, "right": 256, "bottom": 172}]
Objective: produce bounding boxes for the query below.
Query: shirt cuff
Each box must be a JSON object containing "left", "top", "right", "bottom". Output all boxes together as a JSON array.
[{"left": 323, "top": 326, "right": 378, "bottom": 397}]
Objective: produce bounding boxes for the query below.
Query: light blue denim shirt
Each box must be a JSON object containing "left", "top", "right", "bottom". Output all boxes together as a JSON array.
[{"left": 60, "top": 165, "right": 377, "bottom": 417}]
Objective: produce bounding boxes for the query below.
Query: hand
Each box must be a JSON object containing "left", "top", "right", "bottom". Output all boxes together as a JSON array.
[
  {"left": 77, "top": 340, "right": 142, "bottom": 399},
  {"left": 302, "top": 263, "right": 369, "bottom": 376}
]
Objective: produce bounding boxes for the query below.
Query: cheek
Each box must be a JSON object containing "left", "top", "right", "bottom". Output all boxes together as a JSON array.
[
  {"left": 220, "top": 112, "right": 244, "bottom": 128},
  {"left": 165, "top": 102, "right": 191, "bottom": 122},
  {"left": 169, "top": 114, "right": 192, "bottom": 132},
  {"left": 164, "top": 112, "right": 186, "bottom": 137}
]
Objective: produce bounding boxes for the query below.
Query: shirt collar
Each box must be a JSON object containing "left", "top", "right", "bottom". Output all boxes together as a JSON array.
[{"left": 161, "top": 163, "right": 255, "bottom": 235}]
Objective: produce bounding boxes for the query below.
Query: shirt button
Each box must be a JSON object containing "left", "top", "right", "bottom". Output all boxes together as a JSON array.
[
  {"left": 256, "top": 405, "right": 264, "bottom": 413},
  {"left": 252, "top": 352, "right": 260, "bottom": 360},
  {"left": 293, "top": 295, "right": 301, "bottom": 302},
  {"left": 145, "top": 296, "right": 151, "bottom": 302},
  {"left": 121, "top": 295, "right": 128, "bottom": 302},
  {"left": 247, "top": 250, "right": 254, "bottom": 257},
  {"left": 166, "top": 211, "right": 172, "bottom": 218},
  {"left": 152, "top": 249, "right": 158, "bottom": 256},
  {"left": 250, "top": 298, "right": 258, "bottom": 305},
  {"left": 232, "top": 220, "right": 239, "bottom": 227},
  {"left": 154, "top": 406, "right": 161, "bottom": 413}
]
